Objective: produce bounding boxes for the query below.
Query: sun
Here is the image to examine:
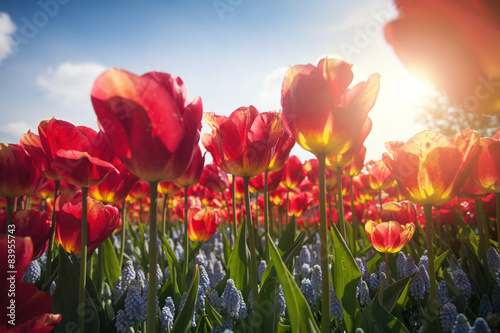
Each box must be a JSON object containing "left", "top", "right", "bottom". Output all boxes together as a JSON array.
[{"left": 392, "top": 71, "right": 434, "bottom": 105}]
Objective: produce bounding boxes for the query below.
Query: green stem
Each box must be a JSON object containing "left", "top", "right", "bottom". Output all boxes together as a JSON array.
[
  {"left": 183, "top": 186, "right": 190, "bottom": 289},
  {"left": 475, "top": 198, "right": 489, "bottom": 263},
  {"left": 45, "top": 180, "right": 60, "bottom": 283},
  {"left": 327, "top": 189, "right": 332, "bottom": 225},
  {"left": 378, "top": 190, "right": 383, "bottom": 218},
  {"left": 424, "top": 204, "right": 437, "bottom": 301},
  {"left": 336, "top": 167, "right": 346, "bottom": 241},
  {"left": 232, "top": 177, "right": 238, "bottom": 242},
  {"left": 318, "top": 154, "right": 330, "bottom": 332},
  {"left": 385, "top": 252, "right": 390, "bottom": 286},
  {"left": 97, "top": 244, "right": 104, "bottom": 299},
  {"left": 78, "top": 187, "right": 89, "bottom": 333},
  {"left": 264, "top": 170, "right": 270, "bottom": 262},
  {"left": 221, "top": 191, "right": 233, "bottom": 246},
  {"left": 147, "top": 181, "right": 159, "bottom": 331},
  {"left": 350, "top": 176, "right": 358, "bottom": 256},
  {"left": 161, "top": 195, "right": 167, "bottom": 236},
  {"left": 119, "top": 199, "right": 127, "bottom": 268},
  {"left": 244, "top": 177, "right": 260, "bottom": 331}
]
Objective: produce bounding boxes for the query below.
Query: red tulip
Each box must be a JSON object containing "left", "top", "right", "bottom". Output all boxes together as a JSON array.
[
  {"left": 89, "top": 131, "right": 139, "bottom": 204},
  {"left": 385, "top": 0, "right": 500, "bottom": 114},
  {"left": 0, "top": 236, "right": 32, "bottom": 296},
  {"left": 91, "top": 69, "right": 203, "bottom": 182},
  {"left": 127, "top": 180, "right": 150, "bottom": 202},
  {"left": 383, "top": 129, "right": 480, "bottom": 205},
  {"left": 199, "top": 164, "right": 230, "bottom": 193},
  {"left": 470, "top": 130, "right": 500, "bottom": 193},
  {"left": 35, "top": 118, "right": 100, "bottom": 181},
  {"left": 281, "top": 57, "right": 380, "bottom": 155},
  {"left": 173, "top": 146, "right": 205, "bottom": 188},
  {"left": 0, "top": 210, "right": 51, "bottom": 259},
  {"left": 249, "top": 168, "right": 284, "bottom": 193},
  {"left": 286, "top": 191, "right": 313, "bottom": 217},
  {"left": 0, "top": 235, "right": 61, "bottom": 331},
  {"left": 54, "top": 149, "right": 118, "bottom": 188},
  {"left": 326, "top": 117, "right": 372, "bottom": 170},
  {"left": 366, "top": 159, "right": 395, "bottom": 191},
  {"left": 203, "top": 106, "right": 282, "bottom": 178},
  {"left": 343, "top": 145, "right": 367, "bottom": 178},
  {"left": 304, "top": 159, "right": 338, "bottom": 189},
  {"left": 365, "top": 220, "right": 415, "bottom": 253},
  {"left": 187, "top": 206, "right": 219, "bottom": 242},
  {"left": 267, "top": 128, "right": 295, "bottom": 172},
  {"left": 0, "top": 144, "right": 39, "bottom": 199},
  {"left": 459, "top": 177, "right": 488, "bottom": 200},
  {"left": 55, "top": 191, "right": 120, "bottom": 254},
  {"left": 157, "top": 181, "right": 181, "bottom": 198},
  {"left": 381, "top": 200, "right": 418, "bottom": 226},
  {"left": 280, "top": 155, "right": 306, "bottom": 190}
]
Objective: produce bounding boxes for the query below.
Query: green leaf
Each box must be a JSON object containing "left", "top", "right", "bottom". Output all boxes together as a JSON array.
[
  {"left": 227, "top": 219, "right": 250, "bottom": 299},
  {"left": 360, "top": 285, "right": 410, "bottom": 333},
  {"left": 172, "top": 266, "right": 200, "bottom": 333},
  {"left": 366, "top": 251, "right": 383, "bottom": 275},
  {"left": 418, "top": 299, "right": 442, "bottom": 333},
  {"left": 52, "top": 246, "right": 100, "bottom": 333},
  {"left": 102, "top": 237, "right": 121, "bottom": 288},
  {"left": 434, "top": 250, "right": 449, "bottom": 275},
  {"left": 331, "top": 223, "right": 361, "bottom": 332},
  {"left": 267, "top": 234, "right": 320, "bottom": 333},
  {"left": 462, "top": 240, "right": 492, "bottom": 295},
  {"left": 222, "top": 227, "right": 232, "bottom": 264},
  {"left": 205, "top": 295, "right": 223, "bottom": 327},
  {"left": 381, "top": 275, "right": 413, "bottom": 313}
]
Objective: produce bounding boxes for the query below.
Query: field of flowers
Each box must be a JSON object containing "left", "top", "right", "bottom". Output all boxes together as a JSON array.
[{"left": 2, "top": 0, "right": 500, "bottom": 333}]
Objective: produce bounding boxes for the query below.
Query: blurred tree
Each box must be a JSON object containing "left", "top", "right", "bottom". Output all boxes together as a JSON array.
[{"left": 416, "top": 89, "right": 500, "bottom": 137}]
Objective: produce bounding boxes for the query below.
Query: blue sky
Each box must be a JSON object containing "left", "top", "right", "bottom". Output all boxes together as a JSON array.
[{"left": 0, "top": 0, "right": 431, "bottom": 163}]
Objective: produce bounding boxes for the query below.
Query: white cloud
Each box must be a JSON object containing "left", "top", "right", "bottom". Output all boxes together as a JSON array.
[
  {"left": 0, "top": 12, "right": 16, "bottom": 65},
  {"left": 258, "top": 66, "right": 288, "bottom": 111},
  {"left": 0, "top": 121, "right": 32, "bottom": 143},
  {"left": 37, "top": 62, "right": 107, "bottom": 105}
]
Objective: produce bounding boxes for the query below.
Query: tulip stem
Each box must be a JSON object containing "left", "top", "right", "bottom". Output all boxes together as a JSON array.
[
  {"left": 45, "top": 180, "right": 60, "bottom": 284},
  {"left": 147, "top": 181, "right": 159, "bottom": 332},
  {"left": 424, "top": 204, "right": 437, "bottom": 301},
  {"left": 350, "top": 176, "right": 358, "bottom": 256},
  {"left": 244, "top": 177, "right": 260, "bottom": 331},
  {"left": 119, "top": 199, "right": 127, "bottom": 268},
  {"left": 378, "top": 190, "right": 383, "bottom": 218},
  {"left": 475, "top": 198, "right": 489, "bottom": 263},
  {"left": 183, "top": 186, "right": 190, "bottom": 290},
  {"left": 97, "top": 243, "right": 104, "bottom": 299},
  {"left": 221, "top": 191, "right": 233, "bottom": 246},
  {"left": 161, "top": 195, "right": 167, "bottom": 236},
  {"left": 496, "top": 193, "right": 500, "bottom": 245},
  {"left": 327, "top": 189, "right": 332, "bottom": 225},
  {"left": 264, "top": 170, "right": 270, "bottom": 262},
  {"left": 78, "top": 187, "right": 89, "bottom": 333},
  {"left": 385, "top": 252, "right": 391, "bottom": 286},
  {"left": 232, "top": 177, "right": 237, "bottom": 241},
  {"left": 318, "top": 154, "right": 330, "bottom": 332},
  {"left": 337, "top": 166, "right": 346, "bottom": 242}
]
